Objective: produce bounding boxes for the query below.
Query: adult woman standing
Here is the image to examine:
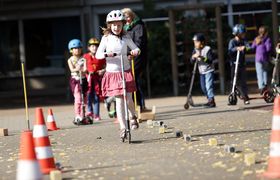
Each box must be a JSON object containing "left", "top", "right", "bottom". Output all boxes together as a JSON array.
[{"left": 122, "top": 8, "right": 148, "bottom": 112}]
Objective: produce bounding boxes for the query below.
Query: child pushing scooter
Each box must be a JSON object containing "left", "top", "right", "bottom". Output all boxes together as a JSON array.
[
  {"left": 184, "top": 33, "right": 216, "bottom": 109},
  {"left": 228, "top": 24, "right": 251, "bottom": 105},
  {"left": 67, "top": 39, "right": 92, "bottom": 125},
  {"left": 228, "top": 24, "right": 275, "bottom": 105},
  {"left": 96, "top": 10, "right": 140, "bottom": 143}
]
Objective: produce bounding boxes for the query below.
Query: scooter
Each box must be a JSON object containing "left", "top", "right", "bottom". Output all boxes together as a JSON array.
[
  {"left": 228, "top": 50, "right": 276, "bottom": 105},
  {"left": 120, "top": 54, "right": 131, "bottom": 143},
  {"left": 73, "top": 58, "right": 93, "bottom": 125},
  {"left": 263, "top": 51, "right": 280, "bottom": 103},
  {"left": 105, "top": 53, "right": 132, "bottom": 143},
  {"left": 228, "top": 50, "right": 241, "bottom": 105},
  {"left": 184, "top": 58, "right": 208, "bottom": 109}
]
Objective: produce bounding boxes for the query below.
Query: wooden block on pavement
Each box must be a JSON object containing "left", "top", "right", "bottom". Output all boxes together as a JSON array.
[
  {"left": 138, "top": 106, "right": 156, "bottom": 121},
  {"left": 50, "top": 170, "right": 62, "bottom": 180},
  {"left": 0, "top": 128, "right": 8, "bottom": 136}
]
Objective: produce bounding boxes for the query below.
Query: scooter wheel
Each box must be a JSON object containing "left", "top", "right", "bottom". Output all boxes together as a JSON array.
[
  {"left": 72, "top": 120, "right": 78, "bottom": 125},
  {"left": 228, "top": 94, "right": 237, "bottom": 105},
  {"left": 73, "top": 118, "right": 81, "bottom": 126},
  {"left": 184, "top": 103, "right": 190, "bottom": 110},
  {"left": 86, "top": 116, "right": 93, "bottom": 124},
  {"left": 263, "top": 90, "right": 275, "bottom": 103}
]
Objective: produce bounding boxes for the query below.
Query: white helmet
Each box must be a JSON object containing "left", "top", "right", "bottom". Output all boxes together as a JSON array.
[{"left": 106, "top": 10, "right": 125, "bottom": 23}]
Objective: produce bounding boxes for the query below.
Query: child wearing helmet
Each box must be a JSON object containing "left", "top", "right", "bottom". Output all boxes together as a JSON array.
[
  {"left": 191, "top": 33, "right": 216, "bottom": 107},
  {"left": 83, "top": 38, "right": 106, "bottom": 121},
  {"left": 96, "top": 10, "right": 140, "bottom": 140},
  {"left": 67, "top": 39, "right": 88, "bottom": 124},
  {"left": 228, "top": 24, "right": 251, "bottom": 105}
]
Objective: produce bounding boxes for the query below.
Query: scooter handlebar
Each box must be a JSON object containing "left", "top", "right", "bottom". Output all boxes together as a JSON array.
[
  {"left": 104, "top": 53, "right": 117, "bottom": 57},
  {"left": 104, "top": 53, "right": 133, "bottom": 57}
]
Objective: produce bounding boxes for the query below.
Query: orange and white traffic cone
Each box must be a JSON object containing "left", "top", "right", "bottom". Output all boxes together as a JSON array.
[
  {"left": 16, "top": 130, "right": 42, "bottom": 180},
  {"left": 46, "top": 108, "right": 60, "bottom": 131},
  {"left": 33, "top": 107, "right": 58, "bottom": 174},
  {"left": 261, "top": 96, "right": 280, "bottom": 178}
]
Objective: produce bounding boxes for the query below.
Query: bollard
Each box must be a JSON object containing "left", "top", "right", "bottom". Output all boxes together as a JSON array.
[
  {"left": 152, "top": 121, "right": 163, "bottom": 127},
  {"left": 183, "top": 134, "right": 192, "bottom": 142},
  {"left": 224, "top": 145, "right": 235, "bottom": 153},
  {"left": 175, "top": 131, "right": 183, "bottom": 138}
]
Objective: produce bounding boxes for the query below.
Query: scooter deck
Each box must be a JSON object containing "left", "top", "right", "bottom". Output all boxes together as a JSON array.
[
  {"left": 188, "top": 102, "right": 208, "bottom": 107},
  {"left": 248, "top": 96, "right": 266, "bottom": 100},
  {"left": 185, "top": 96, "right": 208, "bottom": 108}
]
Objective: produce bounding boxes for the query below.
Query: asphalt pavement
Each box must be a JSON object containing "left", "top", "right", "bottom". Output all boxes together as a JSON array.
[{"left": 0, "top": 95, "right": 276, "bottom": 180}]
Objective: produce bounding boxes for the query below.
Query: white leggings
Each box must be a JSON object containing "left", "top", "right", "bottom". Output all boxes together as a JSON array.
[{"left": 115, "top": 93, "right": 136, "bottom": 129}]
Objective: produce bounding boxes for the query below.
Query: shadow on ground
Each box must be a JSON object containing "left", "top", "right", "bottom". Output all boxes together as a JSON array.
[{"left": 0, "top": 95, "right": 72, "bottom": 109}]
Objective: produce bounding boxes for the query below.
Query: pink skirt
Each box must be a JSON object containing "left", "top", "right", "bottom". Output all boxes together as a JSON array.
[{"left": 101, "top": 70, "right": 136, "bottom": 97}]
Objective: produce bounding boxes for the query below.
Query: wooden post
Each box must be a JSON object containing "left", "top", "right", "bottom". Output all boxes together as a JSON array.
[
  {"left": 215, "top": 6, "right": 225, "bottom": 94},
  {"left": 168, "top": 9, "right": 178, "bottom": 96},
  {"left": 272, "top": 0, "right": 279, "bottom": 47},
  {"left": 19, "top": 19, "right": 31, "bottom": 130}
]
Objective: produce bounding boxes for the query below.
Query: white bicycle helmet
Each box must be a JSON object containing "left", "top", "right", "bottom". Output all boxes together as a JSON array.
[{"left": 106, "top": 10, "right": 125, "bottom": 23}]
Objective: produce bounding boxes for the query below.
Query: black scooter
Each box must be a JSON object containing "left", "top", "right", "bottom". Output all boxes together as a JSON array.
[
  {"left": 73, "top": 58, "right": 93, "bottom": 125},
  {"left": 263, "top": 51, "right": 280, "bottom": 103},
  {"left": 184, "top": 58, "right": 208, "bottom": 109},
  {"left": 228, "top": 50, "right": 242, "bottom": 105},
  {"left": 228, "top": 50, "right": 276, "bottom": 105}
]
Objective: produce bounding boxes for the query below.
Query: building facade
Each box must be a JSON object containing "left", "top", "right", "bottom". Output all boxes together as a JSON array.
[{"left": 0, "top": 0, "right": 276, "bottom": 98}]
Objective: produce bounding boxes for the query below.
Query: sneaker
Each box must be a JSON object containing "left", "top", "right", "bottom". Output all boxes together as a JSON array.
[
  {"left": 86, "top": 112, "right": 94, "bottom": 118},
  {"left": 206, "top": 99, "right": 216, "bottom": 108},
  {"left": 130, "top": 116, "right": 139, "bottom": 130},
  {"left": 94, "top": 115, "right": 101, "bottom": 122},
  {"left": 120, "top": 128, "right": 126, "bottom": 142},
  {"left": 244, "top": 96, "right": 250, "bottom": 105},
  {"left": 244, "top": 100, "right": 250, "bottom": 105},
  {"left": 73, "top": 115, "right": 82, "bottom": 125},
  {"left": 108, "top": 110, "right": 116, "bottom": 118}
]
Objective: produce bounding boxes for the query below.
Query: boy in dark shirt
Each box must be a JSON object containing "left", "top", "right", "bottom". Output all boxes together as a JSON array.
[{"left": 228, "top": 24, "right": 251, "bottom": 105}]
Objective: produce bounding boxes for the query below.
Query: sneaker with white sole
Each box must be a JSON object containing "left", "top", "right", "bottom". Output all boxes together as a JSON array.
[
  {"left": 73, "top": 116, "right": 82, "bottom": 125},
  {"left": 130, "top": 116, "right": 139, "bottom": 130},
  {"left": 94, "top": 115, "right": 101, "bottom": 122}
]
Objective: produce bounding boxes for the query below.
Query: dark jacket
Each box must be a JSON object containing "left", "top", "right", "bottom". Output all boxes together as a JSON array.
[
  {"left": 228, "top": 38, "right": 251, "bottom": 67},
  {"left": 124, "top": 17, "right": 148, "bottom": 75}
]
